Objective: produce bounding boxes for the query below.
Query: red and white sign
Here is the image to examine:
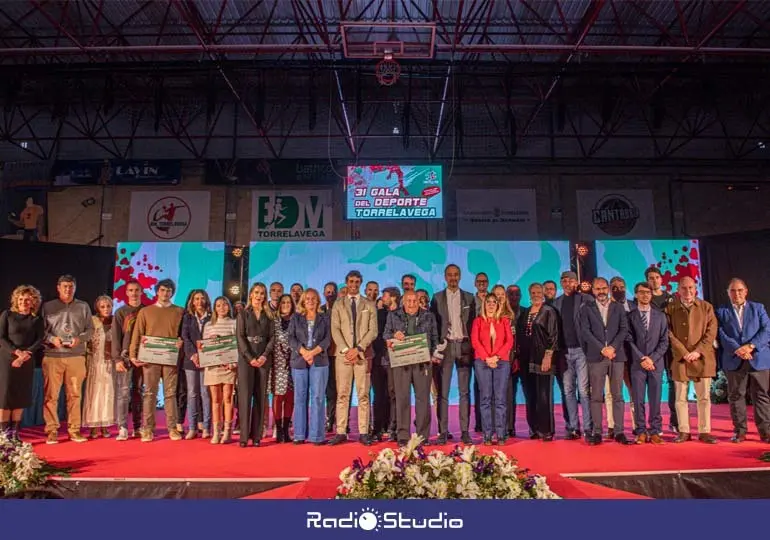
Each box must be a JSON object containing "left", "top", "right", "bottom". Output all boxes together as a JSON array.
[{"left": 128, "top": 191, "right": 210, "bottom": 241}]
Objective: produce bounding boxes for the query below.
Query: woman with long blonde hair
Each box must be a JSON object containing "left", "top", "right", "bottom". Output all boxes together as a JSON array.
[
  {"left": 492, "top": 284, "right": 524, "bottom": 438},
  {"left": 236, "top": 283, "right": 274, "bottom": 447},
  {"left": 201, "top": 296, "right": 237, "bottom": 444},
  {"left": 470, "top": 294, "right": 514, "bottom": 445},
  {"left": 0, "top": 285, "right": 44, "bottom": 441},
  {"left": 83, "top": 295, "right": 116, "bottom": 437}
]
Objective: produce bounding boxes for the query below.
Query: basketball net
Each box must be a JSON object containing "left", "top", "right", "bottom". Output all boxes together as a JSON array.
[{"left": 375, "top": 52, "right": 401, "bottom": 86}]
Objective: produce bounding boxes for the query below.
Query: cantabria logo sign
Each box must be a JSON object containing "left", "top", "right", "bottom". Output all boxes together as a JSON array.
[{"left": 252, "top": 190, "right": 332, "bottom": 240}]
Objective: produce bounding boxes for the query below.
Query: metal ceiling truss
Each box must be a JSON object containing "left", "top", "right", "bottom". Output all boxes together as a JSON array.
[
  {"left": 4, "top": 64, "right": 770, "bottom": 161},
  {"left": 1, "top": 1, "right": 770, "bottom": 61}
]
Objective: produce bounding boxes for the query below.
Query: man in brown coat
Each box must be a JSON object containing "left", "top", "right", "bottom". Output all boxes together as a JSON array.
[{"left": 666, "top": 276, "right": 718, "bottom": 444}]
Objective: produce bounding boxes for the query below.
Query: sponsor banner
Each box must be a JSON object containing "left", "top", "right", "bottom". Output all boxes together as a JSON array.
[
  {"left": 346, "top": 165, "right": 442, "bottom": 220},
  {"left": 207, "top": 159, "right": 342, "bottom": 185},
  {"left": 251, "top": 190, "right": 332, "bottom": 241},
  {"left": 456, "top": 188, "right": 537, "bottom": 239},
  {"left": 52, "top": 160, "right": 106, "bottom": 186},
  {"left": 576, "top": 189, "right": 656, "bottom": 239},
  {"left": 128, "top": 191, "right": 210, "bottom": 241},
  {"left": 110, "top": 160, "right": 181, "bottom": 185}
]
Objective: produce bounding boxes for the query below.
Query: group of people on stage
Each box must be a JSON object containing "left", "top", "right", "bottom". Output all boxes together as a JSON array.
[{"left": 1, "top": 263, "right": 769, "bottom": 449}]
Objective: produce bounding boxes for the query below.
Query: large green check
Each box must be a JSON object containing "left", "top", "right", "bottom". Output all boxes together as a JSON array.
[
  {"left": 198, "top": 335, "right": 238, "bottom": 367},
  {"left": 388, "top": 333, "right": 431, "bottom": 368},
  {"left": 138, "top": 336, "right": 179, "bottom": 366}
]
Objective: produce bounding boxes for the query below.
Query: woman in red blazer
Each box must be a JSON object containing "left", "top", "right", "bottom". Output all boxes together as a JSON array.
[{"left": 471, "top": 295, "right": 514, "bottom": 445}]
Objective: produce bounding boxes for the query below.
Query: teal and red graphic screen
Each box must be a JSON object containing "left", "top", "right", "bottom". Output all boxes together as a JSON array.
[
  {"left": 113, "top": 242, "right": 225, "bottom": 310},
  {"left": 595, "top": 239, "right": 703, "bottom": 297},
  {"left": 346, "top": 165, "right": 442, "bottom": 220}
]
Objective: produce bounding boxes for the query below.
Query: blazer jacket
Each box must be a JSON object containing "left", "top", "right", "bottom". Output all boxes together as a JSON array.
[
  {"left": 330, "top": 295, "right": 378, "bottom": 362},
  {"left": 383, "top": 308, "right": 439, "bottom": 364},
  {"left": 181, "top": 312, "right": 211, "bottom": 371},
  {"left": 580, "top": 300, "right": 628, "bottom": 362},
  {"left": 471, "top": 316, "right": 514, "bottom": 363},
  {"left": 666, "top": 298, "right": 718, "bottom": 381},
  {"left": 236, "top": 307, "right": 275, "bottom": 369},
  {"left": 716, "top": 301, "right": 770, "bottom": 372},
  {"left": 430, "top": 288, "right": 476, "bottom": 341},
  {"left": 626, "top": 308, "right": 669, "bottom": 371},
  {"left": 287, "top": 312, "right": 332, "bottom": 370}
]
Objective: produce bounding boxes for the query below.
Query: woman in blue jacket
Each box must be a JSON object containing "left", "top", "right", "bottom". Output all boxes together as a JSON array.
[{"left": 288, "top": 288, "right": 331, "bottom": 445}]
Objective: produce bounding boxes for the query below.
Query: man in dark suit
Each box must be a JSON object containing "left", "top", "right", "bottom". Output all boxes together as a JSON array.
[
  {"left": 580, "top": 277, "right": 630, "bottom": 445},
  {"left": 430, "top": 264, "right": 476, "bottom": 445},
  {"left": 553, "top": 271, "right": 594, "bottom": 439},
  {"left": 716, "top": 278, "right": 770, "bottom": 443},
  {"left": 627, "top": 282, "right": 669, "bottom": 444}
]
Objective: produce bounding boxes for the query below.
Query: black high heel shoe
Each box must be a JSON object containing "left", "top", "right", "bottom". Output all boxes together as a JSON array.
[{"left": 239, "top": 441, "right": 248, "bottom": 448}]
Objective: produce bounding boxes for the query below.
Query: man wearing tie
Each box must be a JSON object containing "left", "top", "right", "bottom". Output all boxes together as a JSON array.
[
  {"left": 430, "top": 264, "right": 476, "bottom": 445},
  {"left": 330, "top": 270, "right": 378, "bottom": 446},
  {"left": 627, "top": 282, "right": 669, "bottom": 444},
  {"left": 716, "top": 278, "right": 770, "bottom": 443},
  {"left": 580, "top": 277, "right": 631, "bottom": 445}
]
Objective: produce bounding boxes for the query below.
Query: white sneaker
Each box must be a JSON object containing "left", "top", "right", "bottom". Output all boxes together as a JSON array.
[{"left": 116, "top": 427, "right": 129, "bottom": 441}]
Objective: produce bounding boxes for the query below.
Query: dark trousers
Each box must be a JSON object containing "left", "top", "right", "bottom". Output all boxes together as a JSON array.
[
  {"left": 506, "top": 368, "right": 528, "bottom": 435},
  {"left": 588, "top": 359, "right": 625, "bottom": 436},
  {"left": 393, "top": 363, "right": 432, "bottom": 442},
  {"left": 176, "top": 372, "right": 187, "bottom": 427},
  {"left": 631, "top": 366, "right": 663, "bottom": 435},
  {"left": 433, "top": 340, "right": 471, "bottom": 434},
  {"left": 727, "top": 362, "right": 770, "bottom": 437},
  {"left": 524, "top": 370, "right": 554, "bottom": 437},
  {"left": 665, "top": 352, "right": 678, "bottom": 430},
  {"left": 372, "top": 360, "right": 396, "bottom": 434},
  {"left": 238, "top": 364, "right": 269, "bottom": 443},
  {"left": 473, "top": 366, "right": 482, "bottom": 431},
  {"left": 326, "top": 357, "right": 337, "bottom": 428},
  {"left": 474, "top": 360, "right": 508, "bottom": 438}
]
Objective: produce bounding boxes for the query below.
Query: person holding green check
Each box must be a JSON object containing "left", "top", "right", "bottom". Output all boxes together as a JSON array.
[{"left": 383, "top": 290, "right": 439, "bottom": 446}]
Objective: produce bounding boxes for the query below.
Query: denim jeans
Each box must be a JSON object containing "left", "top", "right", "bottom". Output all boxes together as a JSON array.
[
  {"left": 474, "top": 359, "right": 508, "bottom": 438},
  {"left": 115, "top": 366, "right": 143, "bottom": 431},
  {"left": 562, "top": 347, "right": 593, "bottom": 434},
  {"left": 292, "top": 365, "right": 329, "bottom": 443},
  {"left": 185, "top": 369, "right": 211, "bottom": 431}
]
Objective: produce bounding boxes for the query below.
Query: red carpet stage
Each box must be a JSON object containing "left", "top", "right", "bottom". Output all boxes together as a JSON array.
[{"left": 26, "top": 404, "right": 770, "bottom": 500}]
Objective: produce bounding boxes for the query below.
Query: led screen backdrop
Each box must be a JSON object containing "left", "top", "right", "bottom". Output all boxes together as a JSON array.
[
  {"left": 249, "top": 240, "right": 569, "bottom": 407},
  {"left": 346, "top": 165, "right": 442, "bottom": 220},
  {"left": 248, "top": 241, "right": 570, "bottom": 304},
  {"left": 595, "top": 239, "right": 703, "bottom": 298},
  {"left": 113, "top": 242, "right": 225, "bottom": 310}
]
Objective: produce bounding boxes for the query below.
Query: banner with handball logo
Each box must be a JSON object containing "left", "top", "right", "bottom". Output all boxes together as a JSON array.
[{"left": 128, "top": 191, "right": 211, "bottom": 241}]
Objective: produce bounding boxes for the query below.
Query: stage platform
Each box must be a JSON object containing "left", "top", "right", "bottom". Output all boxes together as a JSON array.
[{"left": 25, "top": 404, "right": 770, "bottom": 500}]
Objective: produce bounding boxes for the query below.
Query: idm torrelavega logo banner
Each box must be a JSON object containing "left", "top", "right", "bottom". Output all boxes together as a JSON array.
[{"left": 252, "top": 189, "right": 333, "bottom": 240}]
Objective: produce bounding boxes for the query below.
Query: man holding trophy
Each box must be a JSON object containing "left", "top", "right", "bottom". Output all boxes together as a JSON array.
[{"left": 41, "top": 275, "right": 94, "bottom": 444}]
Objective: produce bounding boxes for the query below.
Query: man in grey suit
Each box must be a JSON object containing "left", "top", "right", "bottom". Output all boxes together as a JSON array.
[
  {"left": 430, "top": 264, "right": 476, "bottom": 445},
  {"left": 330, "top": 270, "right": 378, "bottom": 446}
]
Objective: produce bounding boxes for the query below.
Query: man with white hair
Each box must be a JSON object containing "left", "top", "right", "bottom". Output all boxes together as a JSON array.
[{"left": 716, "top": 278, "right": 770, "bottom": 443}]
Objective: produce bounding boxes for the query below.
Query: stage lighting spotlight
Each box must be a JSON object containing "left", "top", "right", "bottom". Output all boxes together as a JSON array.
[
  {"left": 229, "top": 284, "right": 241, "bottom": 296},
  {"left": 232, "top": 247, "right": 243, "bottom": 258},
  {"left": 576, "top": 244, "right": 590, "bottom": 258}
]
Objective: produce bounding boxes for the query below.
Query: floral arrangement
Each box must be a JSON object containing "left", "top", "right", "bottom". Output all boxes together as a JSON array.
[
  {"left": 0, "top": 432, "right": 70, "bottom": 496},
  {"left": 337, "top": 434, "right": 560, "bottom": 499}
]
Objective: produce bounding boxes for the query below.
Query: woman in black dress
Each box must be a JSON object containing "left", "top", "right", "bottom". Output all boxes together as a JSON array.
[
  {"left": 0, "top": 285, "right": 44, "bottom": 441},
  {"left": 516, "top": 283, "right": 559, "bottom": 442},
  {"left": 236, "top": 282, "right": 274, "bottom": 448}
]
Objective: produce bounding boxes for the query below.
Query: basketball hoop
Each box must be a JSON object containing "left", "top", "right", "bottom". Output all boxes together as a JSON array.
[{"left": 375, "top": 53, "right": 401, "bottom": 86}]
